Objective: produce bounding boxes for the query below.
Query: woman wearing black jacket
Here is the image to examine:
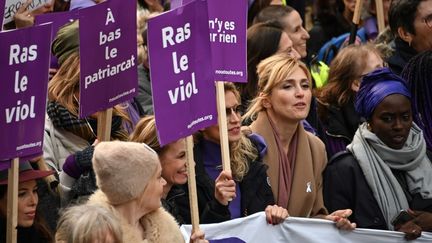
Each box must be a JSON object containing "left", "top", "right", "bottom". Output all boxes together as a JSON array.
[{"left": 176, "top": 83, "right": 287, "bottom": 224}]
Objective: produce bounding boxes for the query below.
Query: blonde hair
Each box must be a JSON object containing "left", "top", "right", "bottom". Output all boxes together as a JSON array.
[
  {"left": 225, "top": 83, "right": 258, "bottom": 181},
  {"left": 48, "top": 52, "right": 130, "bottom": 141},
  {"left": 129, "top": 115, "right": 166, "bottom": 154},
  {"left": 55, "top": 204, "right": 122, "bottom": 243},
  {"left": 243, "top": 53, "right": 312, "bottom": 121}
]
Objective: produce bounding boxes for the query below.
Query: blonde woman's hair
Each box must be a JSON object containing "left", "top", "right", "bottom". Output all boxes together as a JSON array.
[
  {"left": 243, "top": 53, "right": 312, "bottom": 121},
  {"left": 129, "top": 115, "right": 166, "bottom": 154},
  {"left": 224, "top": 83, "right": 258, "bottom": 181},
  {"left": 48, "top": 52, "right": 131, "bottom": 141},
  {"left": 55, "top": 204, "right": 122, "bottom": 243}
]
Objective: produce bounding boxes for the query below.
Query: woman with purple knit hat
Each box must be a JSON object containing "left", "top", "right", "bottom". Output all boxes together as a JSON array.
[{"left": 324, "top": 67, "right": 432, "bottom": 240}]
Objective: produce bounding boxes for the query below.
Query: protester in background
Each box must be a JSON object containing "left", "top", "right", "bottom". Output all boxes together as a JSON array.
[
  {"left": 129, "top": 116, "right": 187, "bottom": 224},
  {"left": 243, "top": 53, "right": 355, "bottom": 230},
  {"left": 254, "top": 5, "right": 310, "bottom": 59},
  {"left": 387, "top": 0, "right": 432, "bottom": 75},
  {"left": 248, "top": 0, "right": 275, "bottom": 27},
  {"left": 238, "top": 21, "right": 300, "bottom": 115},
  {"left": 0, "top": 162, "right": 54, "bottom": 243},
  {"left": 30, "top": 157, "right": 61, "bottom": 232},
  {"left": 324, "top": 68, "right": 432, "bottom": 239},
  {"left": 55, "top": 204, "right": 123, "bottom": 243},
  {"left": 401, "top": 50, "right": 432, "bottom": 151},
  {"left": 308, "top": 0, "right": 352, "bottom": 59},
  {"left": 136, "top": 28, "right": 155, "bottom": 115},
  {"left": 316, "top": 44, "right": 385, "bottom": 159},
  {"left": 363, "top": 0, "right": 391, "bottom": 40},
  {"left": 87, "top": 141, "right": 206, "bottom": 242},
  {"left": 176, "top": 83, "right": 288, "bottom": 225},
  {"left": 44, "top": 21, "right": 134, "bottom": 204}
]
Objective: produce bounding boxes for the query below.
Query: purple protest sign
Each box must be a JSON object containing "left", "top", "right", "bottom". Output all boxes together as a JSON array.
[
  {"left": 35, "top": 11, "right": 79, "bottom": 69},
  {"left": 0, "top": 23, "right": 52, "bottom": 170},
  {"left": 1, "top": 0, "right": 5, "bottom": 28},
  {"left": 148, "top": 0, "right": 217, "bottom": 146},
  {"left": 208, "top": 0, "right": 247, "bottom": 83},
  {"left": 79, "top": 0, "right": 137, "bottom": 118},
  {"left": 166, "top": 0, "right": 247, "bottom": 83}
]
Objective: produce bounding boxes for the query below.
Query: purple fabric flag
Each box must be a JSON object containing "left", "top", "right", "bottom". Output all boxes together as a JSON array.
[
  {"left": 78, "top": 0, "right": 138, "bottom": 118},
  {"left": 1, "top": 0, "right": 5, "bottom": 28},
  {"left": 167, "top": 0, "right": 247, "bottom": 83},
  {"left": 35, "top": 11, "right": 79, "bottom": 69},
  {"left": 0, "top": 23, "right": 52, "bottom": 170},
  {"left": 148, "top": 0, "right": 217, "bottom": 146}
]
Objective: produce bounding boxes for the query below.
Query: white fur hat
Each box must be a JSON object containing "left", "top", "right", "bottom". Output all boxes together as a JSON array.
[{"left": 92, "top": 141, "right": 159, "bottom": 205}]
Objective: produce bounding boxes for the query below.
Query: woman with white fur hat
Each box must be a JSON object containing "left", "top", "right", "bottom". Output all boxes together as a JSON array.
[{"left": 86, "top": 141, "right": 206, "bottom": 242}]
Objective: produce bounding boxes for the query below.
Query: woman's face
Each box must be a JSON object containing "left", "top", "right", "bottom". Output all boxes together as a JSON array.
[
  {"left": 203, "top": 91, "right": 242, "bottom": 144},
  {"left": 410, "top": 0, "right": 432, "bottom": 52},
  {"left": 370, "top": 94, "right": 412, "bottom": 150},
  {"left": 160, "top": 139, "right": 188, "bottom": 186},
  {"left": 281, "top": 10, "right": 310, "bottom": 58},
  {"left": 277, "top": 32, "right": 301, "bottom": 60},
  {"left": 351, "top": 52, "right": 384, "bottom": 92},
  {"left": 0, "top": 180, "right": 38, "bottom": 228},
  {"left": 140, "top": 165, "right": 166, "bottom": 212},
  {"left": 343, "top": 0, "right": 356, "bottom": 13},
  {"left": 266, "top": 66, "right": 312, "bottom": 122}
]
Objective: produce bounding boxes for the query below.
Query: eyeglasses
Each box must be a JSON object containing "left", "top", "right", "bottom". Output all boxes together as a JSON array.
[
  {"left": 423, "top": 14, "right": 432, "bottom": 28},
  {"left": 225, "top": 106, "right": 241, "bottom": 117}
]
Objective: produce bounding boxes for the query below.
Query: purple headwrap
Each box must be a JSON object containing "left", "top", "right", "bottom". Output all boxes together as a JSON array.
[
  {"left": 70, "top": 0, "right": 96, "bottom": 10},
  {"left": 355, "top": 67, "right": 411, "bottom": 120}
]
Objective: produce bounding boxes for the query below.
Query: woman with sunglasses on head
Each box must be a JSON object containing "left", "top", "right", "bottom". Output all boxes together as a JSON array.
[
  {"left": 0, "top": 161, "right": 55, "bottom": 243},
  {"left": 176, "top": 82, "right": 287, "bottom": 225}
]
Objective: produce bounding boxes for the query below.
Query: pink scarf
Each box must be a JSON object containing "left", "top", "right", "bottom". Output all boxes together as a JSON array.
[{"left": 268, "top": 117, "right": 298, "bottom": 207}]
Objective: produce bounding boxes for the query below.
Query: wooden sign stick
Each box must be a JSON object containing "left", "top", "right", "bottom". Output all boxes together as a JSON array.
[
  {"left": 185, "top": 135, "right": 200, "bottom": 234},
  {"left": 216, "top": 81, "right": 231, "bottom": 172},
  {"left": 375, "top": 0, "right": 385, "bottom": 33},
  {"left": 97, "top": 108, "right": 113, "bottom": 142},
  {"left": 6, "top": 158, "right": 19, "bottom": 243},
  {"left": 348, "top": 0, "right": 364, "bottom": 44}
]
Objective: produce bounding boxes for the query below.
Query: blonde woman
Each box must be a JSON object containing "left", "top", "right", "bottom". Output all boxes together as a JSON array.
[
  {"left": 130, "top": 116, "right": 188, "bottom": 224},
  {"left": 243, "top": 53, "right": 355, "bottom": 229},
  {"left": 177, "top": 83, "right": 287, "bottom": 225}
]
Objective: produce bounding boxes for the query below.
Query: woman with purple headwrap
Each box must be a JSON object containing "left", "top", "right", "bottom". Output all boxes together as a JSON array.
[{"left": 323, "top": 67, "right": 432, "bottom": 240}]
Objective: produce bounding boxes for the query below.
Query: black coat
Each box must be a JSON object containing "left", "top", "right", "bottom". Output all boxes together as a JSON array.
[
  {"left": 387, "top": 37, "right": 418, "bottom": 75},
  {"left": 175, "top": 138, "right": 275, "bottom": 224},
  {"left": 0, "top": 219, "right": 51, "bottom": 243},
  {"left": 324, "top": 151, "right": 432, "bottom": 230}
]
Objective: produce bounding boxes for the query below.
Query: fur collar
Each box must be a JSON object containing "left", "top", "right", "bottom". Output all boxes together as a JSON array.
[{"left": 88, "top": 190, "right": 184, "bottom": 243}]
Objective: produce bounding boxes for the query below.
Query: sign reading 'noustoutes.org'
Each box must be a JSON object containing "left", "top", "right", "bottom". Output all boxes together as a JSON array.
[
  {"left": 171, "top": 0, "right": 247, "bottom": 83},
  {"left": 0, "top": 24, "right": 52, "bottom": 169},
  {"left": 148, "top": 0, "right": 217, "bottom": 146},
  {"left": 79, "top": 0, "right": 137, "bottom": 118}
]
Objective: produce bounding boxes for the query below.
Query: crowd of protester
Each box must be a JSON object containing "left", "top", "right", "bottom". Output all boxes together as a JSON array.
[{"left": 1, "top": 0, "right": 432, "bottom": 242}]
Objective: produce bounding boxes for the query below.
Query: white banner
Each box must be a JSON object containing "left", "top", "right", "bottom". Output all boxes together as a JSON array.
[
  {"left": 3, "top": 0, "right": 50, "bottom": 24},
  {"left": 181, "top": 212, "right": 432, "bottom": 243}
]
